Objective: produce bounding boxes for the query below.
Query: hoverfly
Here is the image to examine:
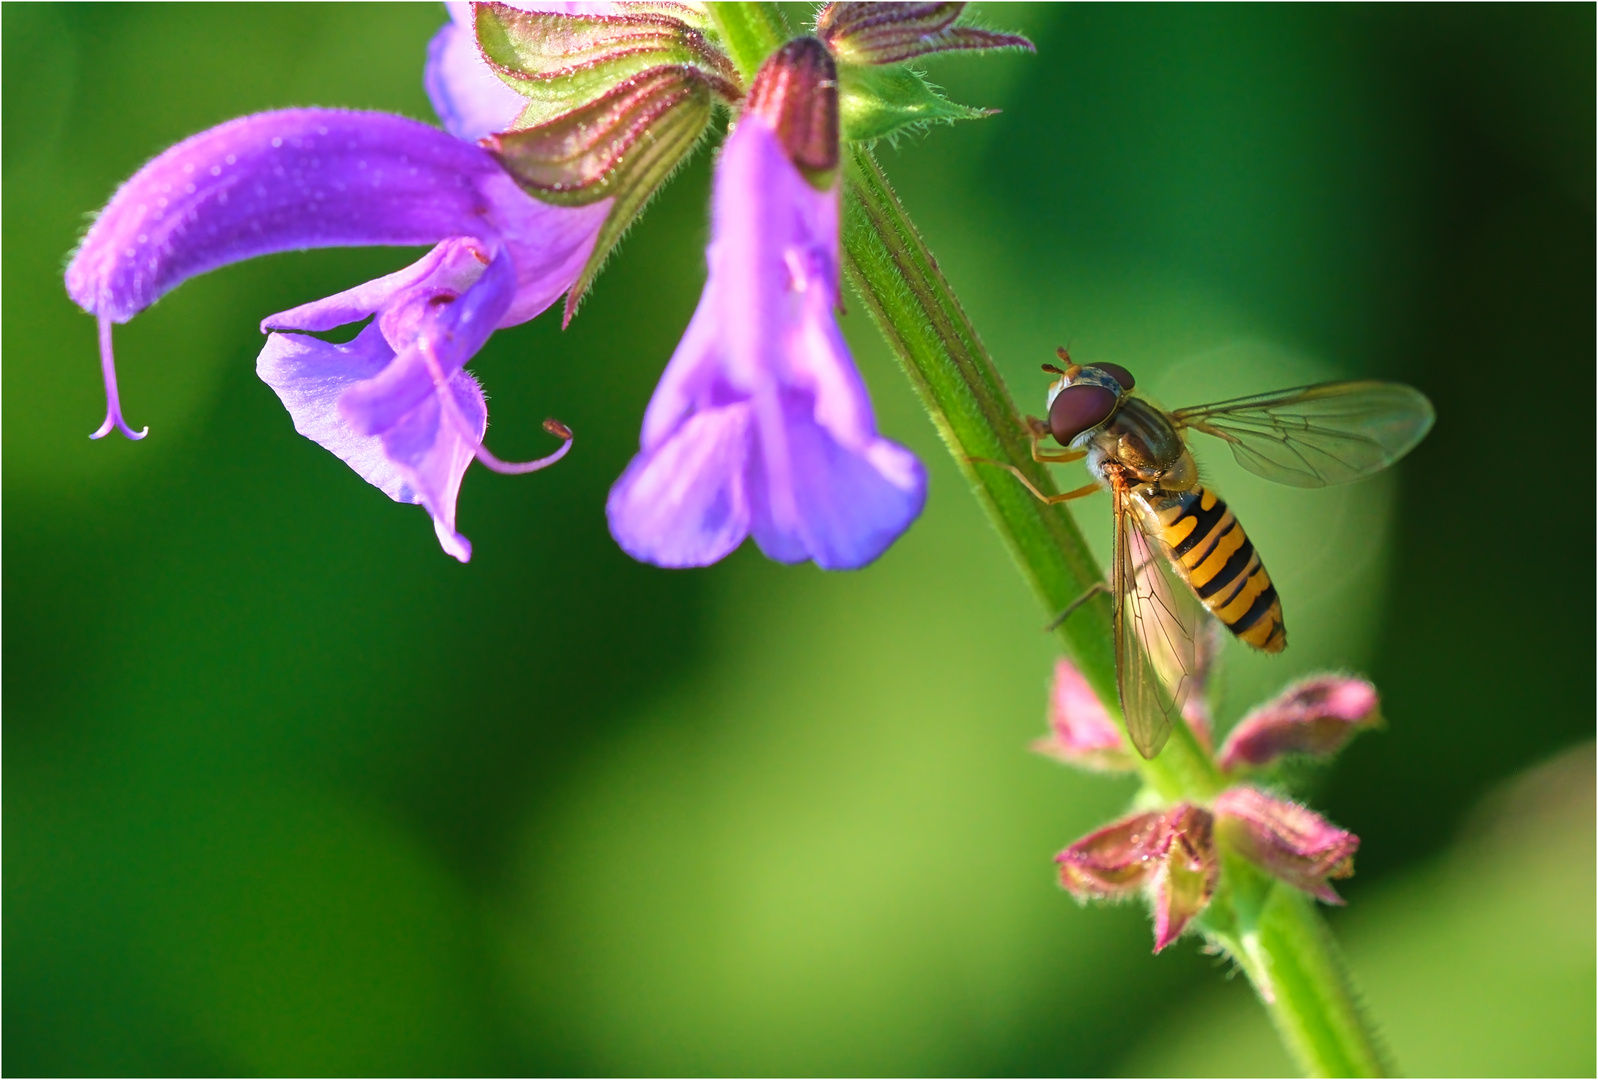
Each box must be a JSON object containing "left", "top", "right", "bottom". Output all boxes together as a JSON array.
[{"left": 982, "top": 348, "right": 1433, "bottom": 759}]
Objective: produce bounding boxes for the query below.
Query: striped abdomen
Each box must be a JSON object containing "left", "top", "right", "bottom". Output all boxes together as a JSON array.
[{"left": 1152, "top": 485, "right": 1286, "bottom": 653}]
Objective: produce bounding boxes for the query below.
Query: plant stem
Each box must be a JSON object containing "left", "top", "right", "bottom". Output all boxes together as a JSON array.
[
  {"left": 838, "top": 146, "right": 1384, "bottom": 1079},
  {"left": 707, "top": 2, "right": 789, "bottom": 83},
  {"left": 1208, "top": 857, "right": 1390, "bottom": 1077},
  {"left": 838, "top": 145, "right": 1218, "bottom": 802},
  {"left": 703, "top": 5, "right": 1386, "bottom": 1076}
]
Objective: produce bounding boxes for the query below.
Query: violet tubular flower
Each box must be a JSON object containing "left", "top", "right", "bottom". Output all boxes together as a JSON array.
[
  {"left": 65, "top": 108, "right": 609, "bottom": 561},
  {"left": 607, "top": 37, "right": 927, "bottom": 570}
]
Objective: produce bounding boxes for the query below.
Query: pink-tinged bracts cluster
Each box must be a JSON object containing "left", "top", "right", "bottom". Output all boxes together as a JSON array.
[
  {"left": 1056, "top": 789, "right": 1358, "bottom": 949},
  {"left": 1217, "top": 676, "right": 1381, "bottom": 771},
  {"left": 1213, "top": 787, "right": 1359, "bottom": 904},
  {"left": 1040, "top": 656, "right": 1371, "bottom": 948},
  {"left": 1056, "top": 803, "right": 1217, "bottom": 952}
]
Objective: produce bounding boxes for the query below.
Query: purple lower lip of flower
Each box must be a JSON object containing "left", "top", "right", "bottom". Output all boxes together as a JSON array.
[
  {"left": 605, "top": 115, "right": 927, "bottom": 570},
  {"left": 65, "top": 107, "right": 607, "bottom": 559}
]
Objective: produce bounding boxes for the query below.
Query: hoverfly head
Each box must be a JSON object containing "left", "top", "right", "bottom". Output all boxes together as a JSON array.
[{"left": 1043, "top": 351, "right": 1137, "bottom": 446}]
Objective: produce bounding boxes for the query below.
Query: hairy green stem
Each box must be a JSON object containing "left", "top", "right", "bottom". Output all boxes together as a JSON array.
[
  {"left": 838, "top": 143, "right": 1384, "bottom": 1080},
  {"left": 704, "top": 4, "right": 1386, "bottom": 1075}
]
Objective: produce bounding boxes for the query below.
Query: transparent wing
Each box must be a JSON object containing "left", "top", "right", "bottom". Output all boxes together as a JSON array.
[
  {"left": 1171, "top": 380, "right": 1434, "bottom": 488},
  {"left": 1113, "top": 483, "right": 1206, "bottom": 759}
]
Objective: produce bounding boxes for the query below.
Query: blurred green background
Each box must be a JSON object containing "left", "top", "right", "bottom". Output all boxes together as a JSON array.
[{"left": 4, "top": 4, "right": 1592, "bottom": 1076}]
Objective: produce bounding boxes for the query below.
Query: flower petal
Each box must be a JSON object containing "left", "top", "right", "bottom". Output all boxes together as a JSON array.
[
  {"left": 607, "top": 402, "right": 754, "bottom": 567},
  {"left": 257, "top": 322, "right": 412, "bottom": 502},
  {"left": 380, "top": 374, "right": 488, "bottom": 564},
  {"left": 336, "top": 248, "right": 517, "bottom": 437},
  {"left": 426, "top": 14, "right": 530, "bottom": 142},
  {"left": 256, "top": 323, "right": 486, "bottom": 563},
  {"left": 66, "top": 109, "right": 513, "bottom": 323},
  {"left": 261, "top": 236, "right": 485, "bottom": 334},
  {"left": 746, "top": 388, "right": 926, "bottom": 569}
]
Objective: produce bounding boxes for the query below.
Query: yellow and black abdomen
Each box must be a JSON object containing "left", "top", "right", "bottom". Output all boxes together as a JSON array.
[{"left": 1154, "top": 485, "right": 1286, "bottom": 653}]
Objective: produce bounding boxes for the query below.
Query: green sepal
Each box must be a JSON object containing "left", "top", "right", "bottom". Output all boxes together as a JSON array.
[
  {"left": 475, "top": 3, "right": 739, "bottom": 127},
  {"left": 487, "top": 65, "right": 711, "bottom": 206},
  {"left": 836, "top": 61, "right": 991, "bottom": 144},
  {"left": 559, "top": 80, "right": 714, "bottom": 323}
]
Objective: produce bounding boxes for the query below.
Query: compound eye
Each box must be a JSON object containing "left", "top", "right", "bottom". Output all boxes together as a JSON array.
[
  {"left": 1090, "top": 362, "right": 1136, "bottom": 391},
  {"left": 1049, "top": 383, "right": 1118, "bottom": 445}
]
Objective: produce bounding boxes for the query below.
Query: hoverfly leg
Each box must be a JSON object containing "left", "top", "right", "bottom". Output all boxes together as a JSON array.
[
  {"left": 1031, "top": 437, "right": 1086, "bottom": 465},
  {"left": 1045, "top": 581, "right": 1111, "bottom": 632},
  {"left": 1024, "top": 417, "right": 1086, "bottom": 463},
  {"left": 968, "top": 458, "right": 1099, "bottom": 504}
]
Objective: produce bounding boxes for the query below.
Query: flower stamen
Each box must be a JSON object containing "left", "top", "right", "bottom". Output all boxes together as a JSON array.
[{"left": 417, "top": 335, "right": 574, "bottom": 476}]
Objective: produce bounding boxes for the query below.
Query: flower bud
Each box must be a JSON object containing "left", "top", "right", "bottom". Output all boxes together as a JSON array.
[
  {"left": 744, "top": 36, "right": 840, "bottom": 184},
  {"left": 1032, "top": 657, "right": 1134, "bottom": 773},
  {"left": 1214, "top": 787, "right": 1358, "bottom": 904},
  {"left": 816, "top": 2, "right": 1033, "bottom": 65},
  {"left": 1217, "top": 676, "right": 1381, "bottom": 771},
  {"left": 1056, "top": 810, "right": 1168, "bottom": 897}
]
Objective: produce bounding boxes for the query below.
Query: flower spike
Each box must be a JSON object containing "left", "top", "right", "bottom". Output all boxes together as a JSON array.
[{"left": 1218, "top": 676, "right": 1381, "bottom": 771}]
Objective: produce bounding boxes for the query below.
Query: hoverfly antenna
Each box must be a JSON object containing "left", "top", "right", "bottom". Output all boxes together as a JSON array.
[
  {"left": 1053, "top": 346, "right": 1082, "bottom": 380},
  {"left": 1055, "top": 345, "right": 1072, "bottom": 364},
  {"left": 1041, "top": 363, "right": 1066, "bottom": 376}
]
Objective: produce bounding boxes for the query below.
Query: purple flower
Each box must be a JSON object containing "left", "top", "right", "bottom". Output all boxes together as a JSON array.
[
  {"left": 65, "top": 108, "right": 608, "bottom": 561},
  {"left": 606, "top": 41, "right": 926, "bottom": 570}
]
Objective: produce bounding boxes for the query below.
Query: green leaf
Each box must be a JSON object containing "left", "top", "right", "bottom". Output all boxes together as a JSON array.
[{"left": 837, "top": 62, "right": 991, "bottom": 144}]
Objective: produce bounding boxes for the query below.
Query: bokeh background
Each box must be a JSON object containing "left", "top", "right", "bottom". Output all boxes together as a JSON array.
[{"left": 5, "top": 4, "right": 1593, "bottom": 1075}]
